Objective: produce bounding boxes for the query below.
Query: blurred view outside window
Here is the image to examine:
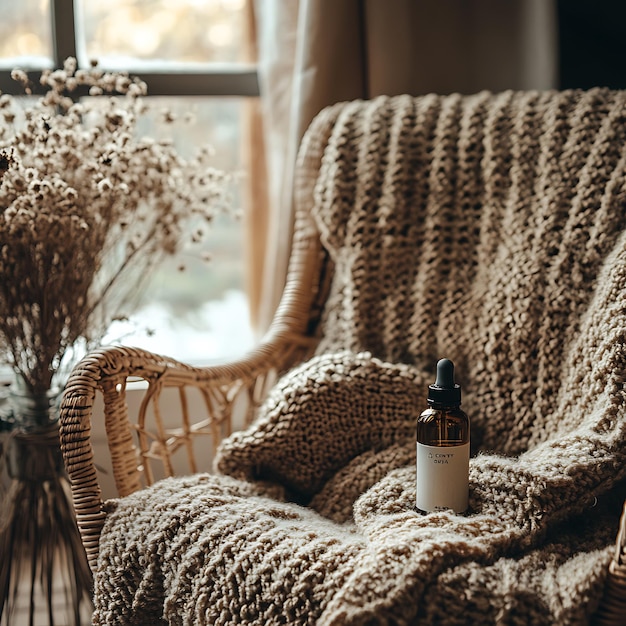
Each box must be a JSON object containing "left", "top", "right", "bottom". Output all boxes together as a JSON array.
[
  {"left": 0, "top": 0, "right": 255, "bottom": 364},
  {"left": 0, "top": 1, "right": 53, "bottom": 67},
  {"left": 81, "top": 0, "right": 248, "bottom": 65}
]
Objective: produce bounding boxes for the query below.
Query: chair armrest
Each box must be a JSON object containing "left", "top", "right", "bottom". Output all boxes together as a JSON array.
[
  {"left": 59, "top": 151, "right": 329, "bottom": 569},
  {"left": 595, "top": 500, "right": 626, "bottom": 625},
  {"left": 59, "top": 332, "right": 315, "bottom": 573}
]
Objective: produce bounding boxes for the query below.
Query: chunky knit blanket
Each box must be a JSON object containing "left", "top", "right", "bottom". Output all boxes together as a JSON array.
[{"left": 95, "top": 90, "right": 626, "bottom": 625}]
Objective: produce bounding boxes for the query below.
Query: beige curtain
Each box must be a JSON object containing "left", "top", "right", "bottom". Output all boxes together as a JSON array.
[
  {"left": 248, "top": 0, "right": 558, "bottom": 333},
  {"left": 243, "top": 1, "right": 267, "bottom": 334}
]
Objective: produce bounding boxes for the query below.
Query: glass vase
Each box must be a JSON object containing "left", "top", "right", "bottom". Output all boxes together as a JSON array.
[
  {"left": 0, "top": 374, "right": 93, "bottom": 626},
  {"left": 5, "top": 375, "right": 63, "bottom": 482}
]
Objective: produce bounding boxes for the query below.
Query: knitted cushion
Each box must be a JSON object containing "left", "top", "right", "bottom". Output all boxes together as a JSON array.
[{"left": 96, "top": 349, "right": 625, "bottom": 624}]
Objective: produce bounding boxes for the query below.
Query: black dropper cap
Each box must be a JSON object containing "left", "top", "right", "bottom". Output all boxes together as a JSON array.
[{"left": 427, "top": 358, "right": 461, "bottom": 406}]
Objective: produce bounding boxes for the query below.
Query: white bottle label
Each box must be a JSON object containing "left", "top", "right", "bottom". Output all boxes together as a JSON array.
[{"left": 416, "top": 442, "right": 470, "bottom": 513}]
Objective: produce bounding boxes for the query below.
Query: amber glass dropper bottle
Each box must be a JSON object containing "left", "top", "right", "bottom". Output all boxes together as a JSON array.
[{"left": 416, "top": 358, "right": 470, "bottom": 514}]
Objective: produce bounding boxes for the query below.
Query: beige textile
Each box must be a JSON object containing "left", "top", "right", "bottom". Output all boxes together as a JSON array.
[
  {"left": 95, "top": 91, "right": 626, "bottom": 625},
  {"left": 250, "top": 0, "right": 558, "bottom": 331}
]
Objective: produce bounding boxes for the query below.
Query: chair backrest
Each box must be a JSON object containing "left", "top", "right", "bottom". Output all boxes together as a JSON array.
[{"left": 294, "top": 90, "right": 626, "bottom": 457}]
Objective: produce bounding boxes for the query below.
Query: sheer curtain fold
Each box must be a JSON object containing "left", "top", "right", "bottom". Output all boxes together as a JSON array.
[{"left": 248, "top": 0, "right": 557, "bottom": 333}]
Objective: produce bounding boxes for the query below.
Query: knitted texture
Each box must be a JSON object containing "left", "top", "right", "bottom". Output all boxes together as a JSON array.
[{"left": 95, "top": 91, "right": 626, "bottom": 625}]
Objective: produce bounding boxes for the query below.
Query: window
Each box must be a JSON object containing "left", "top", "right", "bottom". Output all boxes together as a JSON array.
[{"left": 0, "top": 0, "right": 257, "bottom": 364}]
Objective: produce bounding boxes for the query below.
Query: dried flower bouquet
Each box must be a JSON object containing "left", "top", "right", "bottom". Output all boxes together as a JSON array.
[
  {"left": 0, "top": 58, "right": 231, "bottom": 624},
  {"left": 0, "top": 57, "right": 230, "bottom": 396}
]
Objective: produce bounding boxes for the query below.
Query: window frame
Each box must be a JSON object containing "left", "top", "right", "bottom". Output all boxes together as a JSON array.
[
  {"left": 0, "top": 0, "right": 259, "bottom": 97},
  {"left": 0, "top": 0, "right": 259, "bottom": 388}
]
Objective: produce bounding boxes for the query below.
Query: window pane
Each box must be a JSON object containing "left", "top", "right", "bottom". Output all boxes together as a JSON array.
[
  {"left": 0, "top": 0, "right": 53, "bottom": 67},
  {"left": 103, "top": 96, "right": 254, "bottom": 363},
  {"left": 79, "top": 0, "right": 248, "bottom": 65}
]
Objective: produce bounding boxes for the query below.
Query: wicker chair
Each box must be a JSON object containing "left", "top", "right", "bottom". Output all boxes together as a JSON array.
[{"left": 60, "top": 91, "right": 626, "bottom": 624}]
